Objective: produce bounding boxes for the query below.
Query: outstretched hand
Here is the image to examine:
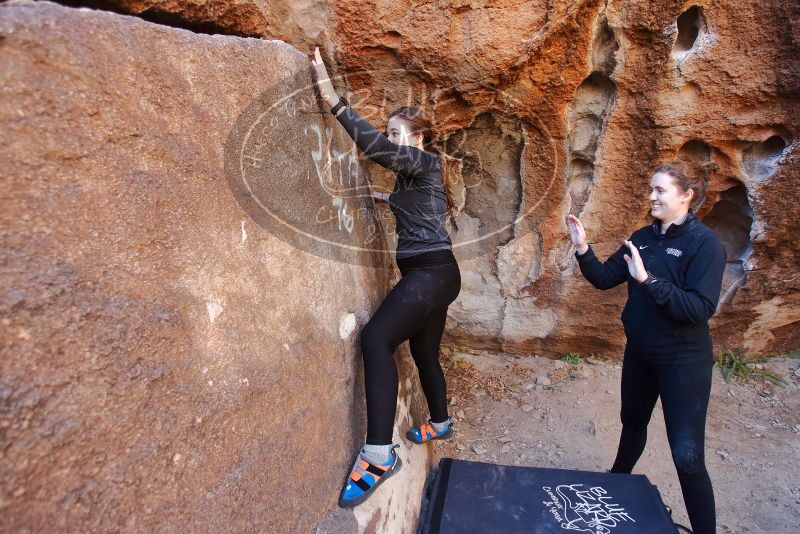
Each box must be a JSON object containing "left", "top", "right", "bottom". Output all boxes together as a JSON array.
[
  {"left": 623, "top": 240, "right": 648, "bottom": 283},
  {"left": 311, "top": 47, "right": 338, "bottom": 105},
  {"left": 566, "top": 214, "right": 588, "bottom": 255}
]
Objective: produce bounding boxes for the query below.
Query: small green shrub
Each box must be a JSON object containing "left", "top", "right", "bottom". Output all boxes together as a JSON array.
[
  {"left": 561, "top": 352, "right": 584, "bottom": 365},
  {"left": 714, "top": 350, "right": 787, "bottom": 386}
]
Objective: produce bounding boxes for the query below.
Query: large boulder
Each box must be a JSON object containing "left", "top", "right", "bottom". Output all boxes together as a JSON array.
[{"left": 0, "top": 2, "right": 432, "bottom": 532}]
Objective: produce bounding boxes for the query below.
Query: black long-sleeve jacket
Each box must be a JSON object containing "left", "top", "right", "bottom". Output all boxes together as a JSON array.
[
  {"left": 334, "top": 105, "right": 452, "bottom": 259},
  {"left": 575, "top": 212, "right": 727, "bottom": 357}
]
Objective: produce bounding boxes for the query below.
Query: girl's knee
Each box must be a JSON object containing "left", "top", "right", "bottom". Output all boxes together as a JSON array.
[
  {"left": 415, "top": 356, "right": 443, "bottom": 376},
  {"left": 360, "top": 322, "right": 380, "bottom": 354},
  {"left": 359, "top": 322, "right": 372, "bottom": 346},
  {"left": 671, "top": 441, "right": 704, "bottom": 476},
  {"left": 360, "top": 322, "right": 395, "bottom": 359},
  {"left": 619, "top": 409, "right": 649, "bottom": 428}
]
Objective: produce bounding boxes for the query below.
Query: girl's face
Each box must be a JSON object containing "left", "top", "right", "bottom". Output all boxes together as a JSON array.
[
  {"left": 649, "top": 171, "right": 693, "bottom": 221},
  {"left": 386, "top": 116, "right": 422, "bottom": 147}
]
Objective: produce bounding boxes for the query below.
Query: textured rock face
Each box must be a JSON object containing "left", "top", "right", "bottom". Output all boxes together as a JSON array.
[
  {"left": 329, "top": 0, "right": 800, "bottom": 357},
  {"left": 116, "top": 0, "right": 799, "bottom": 357},
  {"left": 69, "top": 0, "right": 798, "bottom": 361},
  {"left": 0, "top": 2, "right": 433, "bottom": 532},
  {"left": 1, "top": 0, "right": 798, "bottom": 531}
]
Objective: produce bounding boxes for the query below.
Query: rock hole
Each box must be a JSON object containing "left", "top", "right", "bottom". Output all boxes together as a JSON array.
[
  {"left": 678, "top": 139, "right": 712, "bottom": 163},
  {"left": 674, "top": 6, "right": 703, "bottom": 53},
  {"left": 382, "top": 31, "right": 403, "bottom": 48},
  {"left": 681, "top": 81, "right": 702, "bottom": 99},
  {"left": 569, "top": 116, "right": 602, "bottom": 159},
  {"left": 568, "top": 73, "right": 617, "bottom": 159},
  {"left": 760, "top": 135, "right": 789, "bottom": 157},
  {"left": 568, "top": 159, "right": 595, "bottom": 216},
  {"left": 743, "top": 135, "right": 790, "bottom": 181},
  {"left": 592, "top": 17, "right": 619, "bottom": 75},
  {"left": 702, "top": 185, "right": 754, "bottom": 306},
  {"left": 562, "top": 72, "right": 617, "bottom": 226},
  {"left": 573, "top": 73, "right": 617, "bottom": 118},
  {"left": 446, "top": 113, "right": 524, "bottom": 249}
]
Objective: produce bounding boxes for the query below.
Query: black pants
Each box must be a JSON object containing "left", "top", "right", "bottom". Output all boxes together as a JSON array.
[
  {"left": 360, "top": 249, "right": 461, "bottom": 445},
  {"left": 610, "top": 344, "right": 716, "bottom": 534}
]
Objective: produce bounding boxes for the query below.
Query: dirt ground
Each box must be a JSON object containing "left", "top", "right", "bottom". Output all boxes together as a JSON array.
[{"left": 425, "top": 346, "right": 800, "bottom": 533}]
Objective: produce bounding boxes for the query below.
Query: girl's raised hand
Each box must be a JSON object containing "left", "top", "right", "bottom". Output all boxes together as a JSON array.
[
  {"left": 623, "top": 240, "right": 648, "bottom": 283},
  {"left": 311, "top": 46, "right": 338, "bottom": 105},
  {"left": 567, "top": 214, "right": 588, "bottom": 254}
]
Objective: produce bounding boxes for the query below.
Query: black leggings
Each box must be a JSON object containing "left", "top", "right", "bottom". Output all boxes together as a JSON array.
[
  {"left": 610, "top": 344, "right": 716, "bottom": 534},
  {"left": 360, "top": 250, "right": 461, "bottom": 445}
]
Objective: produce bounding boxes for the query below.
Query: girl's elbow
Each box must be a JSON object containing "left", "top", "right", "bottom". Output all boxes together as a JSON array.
[
  {"left": 591, "top": 280, "right": 612, "bottom": 291},
  {"left": 689, "top": 306, "right": 716, "bottom": 325}
]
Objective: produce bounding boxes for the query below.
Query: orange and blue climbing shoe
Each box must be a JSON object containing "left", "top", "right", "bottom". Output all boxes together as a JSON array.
[
  {"left": 405, "top": 419, "right": 453, "bottom": 444},
  {"left": 338, "top": 445, "right": 402, "bottom": 508}
]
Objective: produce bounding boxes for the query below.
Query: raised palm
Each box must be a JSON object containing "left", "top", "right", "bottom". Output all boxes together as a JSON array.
[
  {"left": 623, "top": 240, "right": 648, "bottom": 283},
  {"left": 311, "top": 47, "right": 338, "bottom": 104},
  {"left": 567, "top": 214, "right": 587, "bottom": 251}
]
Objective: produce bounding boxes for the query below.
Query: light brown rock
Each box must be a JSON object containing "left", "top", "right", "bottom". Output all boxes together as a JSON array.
[{"left": 0, "top": 2, "right": 433, "bottom": 532}]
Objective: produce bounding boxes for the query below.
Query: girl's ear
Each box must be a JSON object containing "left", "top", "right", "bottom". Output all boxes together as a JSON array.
[{"left": 683, "top": 187, "right": 694, "bottom": 205}]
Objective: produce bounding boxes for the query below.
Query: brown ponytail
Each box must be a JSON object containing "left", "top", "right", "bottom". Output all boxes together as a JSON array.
[
  {"left": 388, "top": 107, "right": 458, "bottom": 215},
  {"left": 651, "top": 160, "right": 718, "bottom": 211}
]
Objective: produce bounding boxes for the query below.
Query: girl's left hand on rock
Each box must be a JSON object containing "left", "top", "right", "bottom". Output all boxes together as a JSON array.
[{"left": 311, "top": 46, "right": 338, "bottom": 105}]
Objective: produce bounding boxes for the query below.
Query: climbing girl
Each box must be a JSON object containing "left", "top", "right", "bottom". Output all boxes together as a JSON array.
[
  {"left": 311, "top": 47, "right": 462, "bottom": 508},
  {"left": 567, "top": 160, "right": 726, "bottom": 534}
]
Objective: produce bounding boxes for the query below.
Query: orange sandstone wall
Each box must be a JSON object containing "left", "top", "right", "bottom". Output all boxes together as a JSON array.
[{"left": 329, "top": 0, "right": 799, "bottom": 357}]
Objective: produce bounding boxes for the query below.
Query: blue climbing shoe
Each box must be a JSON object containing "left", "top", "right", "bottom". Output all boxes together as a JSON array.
[
  {"left": 338, "top": 445, "right": 402, "bottom": 508},
  {"left": 405, "top": 419, "right": 453, "bottom": 444}
]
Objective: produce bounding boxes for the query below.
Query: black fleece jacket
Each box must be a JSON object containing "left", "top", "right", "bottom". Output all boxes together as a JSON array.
[
  {"left": 334, "top": 105, "right": 452, "bottom": 259},
  {"left": 575, "top": 212, "right": 727, "bottom": 358}
]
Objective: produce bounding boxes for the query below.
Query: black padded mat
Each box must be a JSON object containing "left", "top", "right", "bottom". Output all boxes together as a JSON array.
[{"left": 419, "top": 458, "right": 678, "bottom": 534}]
